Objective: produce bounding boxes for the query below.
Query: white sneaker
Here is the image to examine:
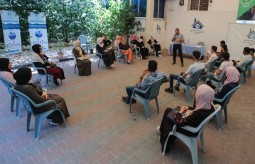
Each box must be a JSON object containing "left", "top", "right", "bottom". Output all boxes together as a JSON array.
[
  {"left": 110, "top": 64, "right": 115, "bottom": 68},
  {"left": 156, "top": 126, "right": 160, "bottom": 133},
  {"left": 158, "top": 55, "right": 162, "bottom": 57}
]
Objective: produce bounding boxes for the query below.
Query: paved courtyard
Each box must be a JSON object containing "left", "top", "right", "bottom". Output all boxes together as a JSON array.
[{"left": 0, "top": 51, "right": 255, "bottom": 163}]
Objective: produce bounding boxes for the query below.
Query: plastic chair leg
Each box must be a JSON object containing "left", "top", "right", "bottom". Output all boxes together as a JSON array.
[
  {"left": 27, "top": 112, "right": 32, "bottom": 131},
  {"left": 143, "top": 100, "right": 150, "bottom": 120},
  {"left": 216, "top": 110, "right": 222, "bottom": 130},
  {"left": 98, "top": 58, "right": 100, "bottom": 68},
  {"left": 15, "top": 97, "right": 21, "bottom": 118},
  {"left": 11, "top": 95, "right": 15, "bottom": 112},
  {"left": 186, "top": 87, "right": 191, "bottom": 102},
  {"left": 224, "top": 106, "right": 228, "bottom": 123},
  {"left": 35, "top": 115, "right": 44, "bottom": 140},
  {"left": 200, "top": 132, "right": 205, "bottom": 153},
  {"left": 155, "top": 98, "right": 159, "bottom": 114},
  {"left": 190, "top": 140, "right": 199, "bottom": 164}
]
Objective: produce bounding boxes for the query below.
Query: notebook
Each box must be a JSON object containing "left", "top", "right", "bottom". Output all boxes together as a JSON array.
[{"left": 167, "top": 106, "right": 181, "bottom": 122}]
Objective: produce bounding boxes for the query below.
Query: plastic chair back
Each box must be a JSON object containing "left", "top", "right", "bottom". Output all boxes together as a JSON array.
[
  {"left": 188, "top": 69, "right": 204, "bottom": 87},
  {"left": 11, "top": 88, "right": 65, "bottom": 140},
  {"left": 0, "top": 76, "right": 14, "bottom": 95},
  {"left": 147, "top": 78, "right": 164, "bottom": 100},
  {"left": 214, "top": 84, "right": 240, "bottom": 128},
  {"left": 208, "top": 58, "right": 218, "bottom": 72},
  {"left": 163, "top": 105, "right": 221, "bottom": 164}
]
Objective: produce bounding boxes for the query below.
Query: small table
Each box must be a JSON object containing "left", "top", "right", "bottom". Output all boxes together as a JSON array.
[{"left": 169, "top": 43, "right": 206, "bottom": 59}]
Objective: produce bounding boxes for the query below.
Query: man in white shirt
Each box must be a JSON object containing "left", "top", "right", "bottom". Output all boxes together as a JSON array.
[
  {"left": 233, "top": 47, "right": 252, "bottom": 67},
  {"left": 172, "top": 28, "right": 185, "bottom": 66},
  {"left": 165, "top": 51, "right": 205, "bottom": 93},
  {"left": 204, "top": 46, "right": 218, "bottom": 72},
  {"left": 201, "top": 52, "right": 233, "bottom": 86}
]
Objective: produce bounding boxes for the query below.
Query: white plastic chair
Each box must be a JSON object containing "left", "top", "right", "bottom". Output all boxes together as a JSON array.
[{"left": 163, "top": 105, "right": 221, "bottom": 164}]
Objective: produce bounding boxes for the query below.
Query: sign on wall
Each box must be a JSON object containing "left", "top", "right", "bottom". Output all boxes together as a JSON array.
[
  {"left": 190, "top": 18, "right": 204, "bottom": 34},
  {"left": 0, "top": 10, "right": 22, "bottom": 54},
  {"left": 28, "top": 12, "right": 49, "bottom": 51},
  {"left": 237, "top": 0, "right": 255, "bottom": 21},
  {"left": 227, "top": 23, "right": 255, "bottom": 60}
]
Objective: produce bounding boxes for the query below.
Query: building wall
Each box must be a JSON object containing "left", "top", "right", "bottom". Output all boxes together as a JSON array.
[
  {"left": 137, "top": 0, "right": 240, "bottom": 51},
  {"left": 163, "top": 0, "right": 240, "bottom": 50}
]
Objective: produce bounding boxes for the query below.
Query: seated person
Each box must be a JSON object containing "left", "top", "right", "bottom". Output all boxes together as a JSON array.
[
  {"left": 72, "top": 40, "right": 91, "bottom": 76},
  {"left": 201, "top": 52, "right": 233, "bottom": 88},
  {"left": 250, "top": 48, "right": 254, "bottom": 58},
  {"left": 147, "top": 36, "right": 162, "bottom": 57},
  {"left": 213, "top": 66, "right": 240, "bottom": 106},
  {"left": 13, "top": 68, "right": 70, "bottom": 125},
  {"left": 0, "top": 58, "right": 41, "bottom": 87},
  {"left": 215, "top": 44, "right": 228, "bottom": 68},
  {"left": 32, "top": 44, "right": 65, "bottom": 86},
  {"left": 119, "top": 36, "right": 134, "bottom": 64},
  {"left": 0, "top": 58, "right": 16, "bottom": 84},
  {"left": 122, "top": 60, "right": 169, "bottom": 104},
  {"left": 165, "top": 51, "right": 205, "bottom": 93},
  {"left": 157, "top": 84, "right": 215, "bottom": 152},
  {"left": 204, "top": 46, "right": 218, "bottom": 72},
  {"left": 232, "top": 47, "right": 252, "bottom": 68},
  {"left": 96, "top": 37, "right": 115, "bottom": 69},
  {"left": 131, "top": 36, "right": 149, "bottom": 59}
]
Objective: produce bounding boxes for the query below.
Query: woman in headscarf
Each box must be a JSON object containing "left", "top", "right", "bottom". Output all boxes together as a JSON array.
[
  {"left": 72, "top": 40, "right": 91, "bottom": 76},
  {"left": 131, "top": 35, "right": 149, "bottom": 59},
  {"left": 213, "top": 66, "right": 240, "bottom": 106},
  {"left": 119, "top": 36, "right": 134, "bottom": 64},
  {"left": 32, "top": 44, "right": 65, "bottom": 86},
  {"left": 96, "top": 37, "right": 115, "bottom": 69},
  {"left": 0, "top": 58, "right": 15, "bottom": 84},
  {"left": 157, "top": 84, "right": 215, "bottom": 153},
  {"left": 147, "top": 36, "right": 162, "bottom": 57},
  {"left": 13, "top": 67, "right": 70, "bottom": 125}
]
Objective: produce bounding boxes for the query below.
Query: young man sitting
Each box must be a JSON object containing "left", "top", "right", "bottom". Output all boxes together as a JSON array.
[
  {"left": 122, "top": 60, "right": 169, "bottom": 104},
  {"left": 201, "top": 52, "right": 233, "bottom": 88},
  {"left": 165, "top": 51, "right": 205, "bottom": 93}
]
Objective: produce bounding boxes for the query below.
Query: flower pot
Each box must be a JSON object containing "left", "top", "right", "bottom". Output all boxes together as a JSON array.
[{"left": 57, "top": 52, "right": 64, "bottom": 59}]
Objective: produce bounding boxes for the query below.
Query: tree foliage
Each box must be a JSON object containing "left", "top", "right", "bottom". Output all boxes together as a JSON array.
[{"left": 0, "top": 0, "right": 140, "bottom": 46}]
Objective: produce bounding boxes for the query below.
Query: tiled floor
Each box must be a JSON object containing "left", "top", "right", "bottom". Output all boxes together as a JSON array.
[{"left": 0, "top": 51, "right": 255, "bottom": 164}]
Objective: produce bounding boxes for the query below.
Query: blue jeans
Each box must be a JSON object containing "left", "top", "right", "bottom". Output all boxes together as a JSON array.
[
  {"left": 126, "top": 85, "right": 146, "bottom": 102},
  {"left": 169, "top": 74, "right": 186, "bottom": 88}
]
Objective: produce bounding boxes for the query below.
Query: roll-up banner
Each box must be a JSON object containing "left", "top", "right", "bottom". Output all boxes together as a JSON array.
[
  {"left": 0, "top": 10, "right": 22, "bottom": 55},
  {"left": 28, "top": 12, "right": 49, "bottom": 51}
]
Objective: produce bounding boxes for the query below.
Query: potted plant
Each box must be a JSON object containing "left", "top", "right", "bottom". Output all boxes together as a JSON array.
[{"left": 52, "top": 42, "right": 66, "bottom": 59}]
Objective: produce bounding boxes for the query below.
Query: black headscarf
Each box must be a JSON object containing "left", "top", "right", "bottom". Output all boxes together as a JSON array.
[
  {"left": 32, "top": 44, "right": 41, "bottom": 55},
  {"left": 0, "top": 58, "right": 12, "bottom": 73},
  {"left": 13, "top": 67, "right": 32, "bottom": 85}
]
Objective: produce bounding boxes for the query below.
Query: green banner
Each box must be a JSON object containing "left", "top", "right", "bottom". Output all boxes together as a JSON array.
[{"left": 237, "top": 0, "right": 255, "bottom": 19}]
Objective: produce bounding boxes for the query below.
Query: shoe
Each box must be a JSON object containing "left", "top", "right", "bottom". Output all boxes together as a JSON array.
[
  {"left": 122, "top": 97, "right": 136, "bottom": 104},
  {"left": 127, "top": 61, "right": 131, "bottom": 64},
  {"left": 156, "top": 126, "right": 160, "bottom": 134},
  {"left": 158, "top": 55, "right": 162, "bottom": 57},
  {"left": 110, "top": 64, "right": 115, "bottom": 68},
  {"left": 53, "top": 78, "right": 60, "bottom": 86},
  {"left": 165, "top": 88, "right": 174, "bottom": 93},
  {"left": 181, "top": 63, "right": 184, "bottom": 67},
  {"left": 50, "top": 121, "right": 60, "bottom": 126},
  {"left": 172, "top": 62, "right": 176, "bottom": 65},
  {"left": 158, "top": 51, "right": 161, "bottom": 54},
  {"left": 174, "top": 86, "right": 180, "bottom": 91}
]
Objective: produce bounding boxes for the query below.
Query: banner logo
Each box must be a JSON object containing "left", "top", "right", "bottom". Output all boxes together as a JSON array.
[
  {"left": 190, "top": 18, "right": 204, "bottom": 34},
  {"left": 35, "top": 31, "right": 43, "bottom": 38},
  {"left": 9, "top": 32, "right": 16, "bottom": 40},
  {"left": 244, "top": 29, "right": 255, "bottom": 45},
  {"left": 241, "top": 0, "right": 252, "bottom": 5}
]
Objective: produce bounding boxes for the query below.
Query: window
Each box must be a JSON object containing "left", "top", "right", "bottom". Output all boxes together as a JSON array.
[
  {"left": 190, "top": 0, "right": 209, "bottom": 11},
  {"left": 154, "top": 0, "right": 165, "bottom": 18},
  {"left": 132, "top": 0, "right": 147, "bottom": 17}
]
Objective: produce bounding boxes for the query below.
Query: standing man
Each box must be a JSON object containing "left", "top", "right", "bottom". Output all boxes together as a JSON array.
[{"left": 172, "top": 28, "right": 185, "bottom": 67}]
